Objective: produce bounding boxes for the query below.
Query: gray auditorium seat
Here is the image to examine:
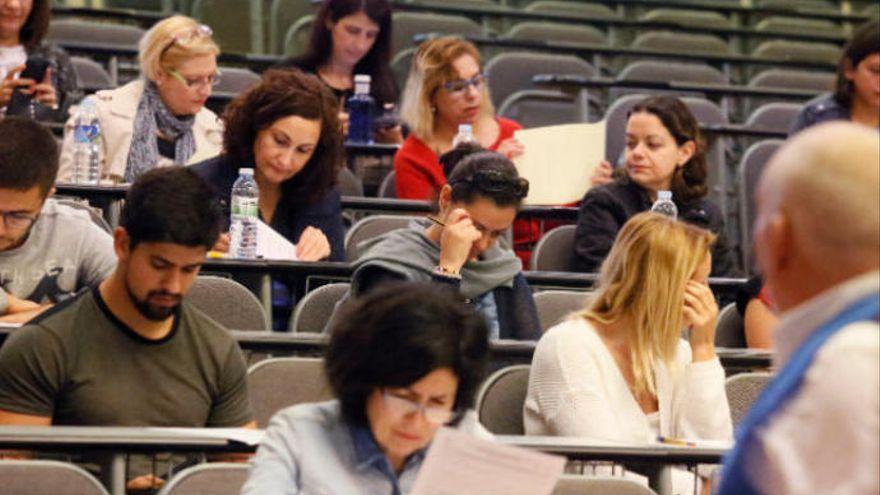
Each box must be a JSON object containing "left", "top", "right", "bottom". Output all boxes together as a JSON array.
[
  {"left": 476, "top": 365, "right": 531, "bottom": 434},
  {"left": 70, "top": 57, "right": 114, "bottom": 91},
  {"left": 336, "top": 167, "right": 364, "bottom": 197},
  {"left": 631, "top": 31, "right": 730, "bottom": 56},
  {"left": 214, "top": 67, "right": 260, "bottom": 95},
  {"left": 553, "top": 475, "right": 658, "bottom": 495},
  {"left": 47, "top": 19, "right": 145, "bottom": 48},
  {"left": 726, "top": 372, "right": 773, "bottom": 426},
  {"left": 745, "top": 102, "right": 803, "bottom": 133},
  {"left": 617, "top": 60, "right": 728, "bottom": 85},
  {"left": 283, "top": 15, "right": 314, "bottom": 58},
  {"left": 715, "top": 302, "right": 746, "bottom": 348},
  {"left": 754, "top": 16, "right": 842, "bottom": 38},
  {"left": 0, "top": 460, "right": 109, "bottom": 495},
  {"left": 755, "top": 0, "right": 838, "bottom": 12},
  {"left": 187, "top": 275, "right": 270, "bottom": 330},
  {"left": 377, "top": 170, "right": 397, "bottom": 198},
  {"left": 484, "top": 51, "right": 597, "bottom": 110},
  {"left": 738, "top": 140, "right": 783, "bottom": 272},
  {"left": 640, "top": 8, "right": 732, "bottom": 29},
  {"left": 498, "top": 90, "right": 584, "bottom": 128},
  {"left": 289, "top": 282, "right": 351, "bottom": 333},
  {"left": 749, "top": 69, "right": 834, "bottom": 92},
  {"left": 533, "top": 290, "right": 592, "bottom": 332},
  {"left": 390, "top": 12, "right": 482, "bottom": 55},
  {"left": 524, "top": 1, "right": 621, "bottom": 20},
  {"left": 247, "top": 357, "right": 334, "bottom": 428},
  {"left": 344, "top": 215, "right": 420, "bottom": 261},
  {"left": 530, "top": 225, "right": 577, "bottom": 271},
  {"left": 157, "top": 463, "right": 249, "bottom": 495},
  {"left": 191, "top": 0, "right": 260, "bottom": 54},
  {"left": 270, "top": 0, "right": 317, "bottom": 54},
  {"left": 753, "top": 40, "right": 840, "bottom": 65},
  {"left": 505, "top": 21, "right": 606, "bottom": 46}
]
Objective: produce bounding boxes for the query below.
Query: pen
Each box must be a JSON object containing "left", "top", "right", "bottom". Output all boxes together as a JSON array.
[
  {"left": 657, "top": 435, "right": 696, "bottom": 447},
  {"left": 426, "top": 215, "right": 447, "bottom": 227}
]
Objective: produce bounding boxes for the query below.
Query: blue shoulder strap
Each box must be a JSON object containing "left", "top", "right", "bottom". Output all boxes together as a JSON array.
[{"left": 717, "top": 292, "right": 880, "bottom": 495}]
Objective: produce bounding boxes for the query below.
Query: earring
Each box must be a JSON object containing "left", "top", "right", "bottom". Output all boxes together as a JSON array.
[{"left": 431, "top": 106, "right": 437, "bottom": 114}]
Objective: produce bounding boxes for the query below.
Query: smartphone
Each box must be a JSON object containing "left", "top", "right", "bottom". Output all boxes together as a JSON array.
[{"left": 6, "top": 56, "right": 50, "bottom": 117}]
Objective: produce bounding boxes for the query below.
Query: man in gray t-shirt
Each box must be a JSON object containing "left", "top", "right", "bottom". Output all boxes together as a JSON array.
[
  {"left": 0, "top": 167, "right": 254, "bottom": 490},
  {"left": 0, "top": 118, "right": 115, "bottom": 323}
]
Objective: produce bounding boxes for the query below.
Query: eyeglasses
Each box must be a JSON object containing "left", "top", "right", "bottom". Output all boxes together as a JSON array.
[
  {"left": 442, "top": 73, "right": 487, "bottom": 95},
  {"left": 160, "top": 24, "right": 214, "bottom": 60},
  {"left": 451, "top": 169, "right": 530, "bottom": 199},
  {"left": 382, "top": 390, "right": 457, "bottom": 425},
  {"left": 168, "top": 68, "right": 222, "bottom": 90},
  {"left": 0, "top": 211, "right": 38, "bottom": 231}
]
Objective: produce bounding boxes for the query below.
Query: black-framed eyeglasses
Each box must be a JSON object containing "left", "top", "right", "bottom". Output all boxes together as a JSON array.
[
  {"left": 442, "top": 73, "right": 487, "bottom": 95},
  {"left": 0, "top": 211, "right": 38, "bottom": 231},
  {"left": 451, "top": 169, "right": 530, "bottom": 199}
]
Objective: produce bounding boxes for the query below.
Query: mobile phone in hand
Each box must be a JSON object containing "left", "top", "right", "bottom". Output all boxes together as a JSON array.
[{"left": 6, "top": 56, "right": 50, "bottom": 117}]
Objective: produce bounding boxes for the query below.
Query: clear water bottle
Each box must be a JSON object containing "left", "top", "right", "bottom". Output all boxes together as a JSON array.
[
  {"left": 651, "top": 190, "right": 678, "bottom": 219},
  {"left": 452, "top": 124, "right": 476, "bottom": 148},
  {"left": 229, "top": 168, "right": 260, "bottom": 259},
  {"left": 345, "top": 74, "right": 375, "bottom": 144},
  {"left": 71, "top": 98, "right": 101, "bottom": 184}
]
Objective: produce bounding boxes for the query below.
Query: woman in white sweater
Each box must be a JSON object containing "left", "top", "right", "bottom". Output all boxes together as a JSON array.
[{"left": 525, "top": 212, "right": 732, "bottom": 491}]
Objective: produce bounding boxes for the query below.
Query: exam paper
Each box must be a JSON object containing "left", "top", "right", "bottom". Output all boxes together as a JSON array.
[
  {"left": 147, "top": 427, "right": 265, "bottom": 446},
  {"left": 256, "top": 219, "right": 298, "bottom": 261},
  {"left": 410, "top": 428, "right": 565, "bottom": 495},
  {"left": 512, "top": 121, "right": 606, "bottom": 205}
]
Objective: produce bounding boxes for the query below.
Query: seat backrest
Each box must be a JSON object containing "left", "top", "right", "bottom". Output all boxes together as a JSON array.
[
  {"left": 524, "top": 1, "right": 620, "bottom": 20},
  {"left": 754, "top": 16, "right": 841, "bottom": 37},
  {"left": 745, "top": 102, "right": 803, "bottom": 133},
  {"left": 498, "top": 90, "right": 584, "bottom": 128},
  {"left": 344, "top": 215, "right": 420, "bottom": 261},
  {"left": 247, "top": 357, "right": 334, "bottom": 427},
  {"left": 715, "top": 302, "right": 746, "bottom": 348},
  {"left": 631, "top": 31, "right": 730, "bottom": 55},
  {"left": 70, "top": 57, "right": 114, "bottom": 91},
  {"left": 191, "top": 0, "right": 257, "bottom": 54},
  {"left": 336, "top": 167, "right": 364, "bottom": 197},
  {"left": 270, "top": 0, "right": 316, "bottom": 54},
  {"left": 0, "top": 459, "right": 110, "bottom": 495},
  {"left": 755, "top": 0, "right": 837, "bottom": 12},
  {"left": 533, "top": 290, "right": 592, "bottom": 332},
  {"left": 726, "top": 371, "right": 773, "bottom": 426},
  {"left": 47, "top": 19, "right": 146, "bottom": 47},
  {"left": 485, "top": 51, "right": 597, "bottom": 109},
  {"left": 748, "top": 69, "right": 834, "bottom": 92},
  {"left": 214, "top": 67, "right": 261, "bottom": 95},
  {"left": 157, "top": 463, "right": 249, "bottom": 495},
  {"left": 289, "top": 282, "right": 351, "bottom": 333},
  {"left": 530, "top": 225, "right": 576, "bottom": 271},
  {"left": 553, "top": 475, "right": 658, "bottom": 495},
  {"left": 186, "top": 275, "right": 269, "bottom": 330},
  {"left": 753, "top": 40, "right": 841, "bottom": 65},
  {"left": 283, "top": 14, "right": 314, "bottom": 58},
  {"left": 377, "top": 170, "right": 397, "bottom": 198},
  {"left": 617, "top": 60, "right": 728, "bottom": 85},
  {"left": 391, "top": 12, "right": 482, "bottom": 55},
  {"left": 738, "top": 140, "right": 783, "bottom": 272},
  {"left": 53, "top": 198, "right": 113, "bottom": 234},
  {"left": 476, "top": 365, "right": 531, "bottom": 434},
  {"left": 640, "top": 8, "right": 731, "bottom": 29},
  {"left": 391, "top": 47, "right": 415, "bottom": 97},
  {"left": 505, "top": 21, "right": 606, "bottom": 46}
]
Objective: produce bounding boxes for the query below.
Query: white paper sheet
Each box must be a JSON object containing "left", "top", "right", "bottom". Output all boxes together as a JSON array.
[
  {"left": 256, "top": 219, "right": 298, "bottom": 261},
  {"left": 512, "top": 121, "right": 606, "bottom": 205},
  {"left": 410, "top": 428, "right": 566, "bottom": 495},
  {"left": 146, "top": 427, "right": 265, "bottom": 446}
]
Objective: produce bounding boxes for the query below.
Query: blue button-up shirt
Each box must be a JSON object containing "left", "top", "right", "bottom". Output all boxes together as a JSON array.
[{"left": 241, "top": 400, "right": 488, "bottom": 495}]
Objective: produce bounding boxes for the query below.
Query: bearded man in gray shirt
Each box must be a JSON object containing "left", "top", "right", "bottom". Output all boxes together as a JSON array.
[{"left": 0, "top": 117, "right": 115, "bottom": 323}]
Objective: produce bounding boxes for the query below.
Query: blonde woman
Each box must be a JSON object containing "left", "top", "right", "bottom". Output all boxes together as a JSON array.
[
  {"left": 58, "top": 15, "right": 223, "bottom": 183},
  {"left": 525, "top": 212, "right": 732, "bottom": 493}
]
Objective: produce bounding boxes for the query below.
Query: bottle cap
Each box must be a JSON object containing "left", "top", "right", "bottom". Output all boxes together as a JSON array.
[
  {"left": 658, "top": 190, "right": 672, "bottom": 200},
  {"left": 354, "top": 74, "right": 371, "bottom": 84},
  {"left": 240, "top": 168, "right": 254, "bottom": 175}
]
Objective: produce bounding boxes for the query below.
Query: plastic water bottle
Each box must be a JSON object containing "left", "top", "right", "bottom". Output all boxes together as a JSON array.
[
  {"left": 651, "top": 190, "right": 678, "bottom": 219},
  {"left": 71, "top": 98, "right": 101, "bottom": 184},
  {"left": 452, "top": 124, "right": 476, "bottom": 148},
  {"left": 345, "top": 74, "right": 375, "bottom": 144},
  {"left": 229, "top": 168, "right": 260, "bottom": 259}
]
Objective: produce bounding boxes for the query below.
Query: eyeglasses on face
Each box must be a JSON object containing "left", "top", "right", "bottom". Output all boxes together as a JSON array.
[
  {"left": 382, "top": 390, "right": 456, "bottom": 425},
  {"left": 442, "top": 73, "right": 487, "bottom": 95},
  {"left": 167, "top": 68, "right": 221, "bottom": 90},
  {"left": 451, "top": 169, "right": 530, "bottom": 199},
  {"left": 0, "top": 211, "right": 38, "bottom": 231}
]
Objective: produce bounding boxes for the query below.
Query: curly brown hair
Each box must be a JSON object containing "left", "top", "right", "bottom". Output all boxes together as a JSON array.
[
  {"left": 628, "top": 96, "right": 708, "bottom": 203},
  {"left": 222, "top": 68, "right": 342, "bottom": 205}
]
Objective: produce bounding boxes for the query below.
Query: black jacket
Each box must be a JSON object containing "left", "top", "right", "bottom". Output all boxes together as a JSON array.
[
  {"left": 191, "top": 155, "right": 346, "bottom": 262},
  {"left": 573, "top": 178, "right": 739, "bottom": 277}
]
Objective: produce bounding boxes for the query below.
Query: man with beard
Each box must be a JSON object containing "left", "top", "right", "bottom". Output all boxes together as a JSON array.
[{"left": 0, "top": 166, "right": 254, "bottom": 431}]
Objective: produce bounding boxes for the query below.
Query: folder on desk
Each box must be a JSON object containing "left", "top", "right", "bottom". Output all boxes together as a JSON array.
[{"left": 512, "top": 121, "right": 606, "bottom": 205}]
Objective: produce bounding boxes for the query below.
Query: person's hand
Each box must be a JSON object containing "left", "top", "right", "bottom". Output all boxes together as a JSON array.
[
  {"left": 438, "top": 208, "right": 482, "bottom": 274},
  {"left": 32, "top": 67, "right": 57, "bottom": 109},
  {"left": 0, "top": 65, "right": 34, "bottom": 107},
  {"left": 374, "top": 124, "right": 403, "bottom": 144},
  {"left": 212, "top": 233, "right": 230, "bottom": 253},
  {"left": 683, "top": 280, "right": 719, "bottom": 361},
  {"left": 126, "top": 474, "right": 165, "bottom": 492},
  {"left": 6, "top": 294, "right": 41, "bottom": 314},
  {"left": 495, "top": 137, "right": 525, "bottom": 159},
  {"left": 296, "top": 226, "right": 331, "bottom": 261},
  {"left": 338, "top": 111, "right": 350, "bottom": 136},
  {"left": 590, "top": 160, "right": 614, "bottom": 187}
]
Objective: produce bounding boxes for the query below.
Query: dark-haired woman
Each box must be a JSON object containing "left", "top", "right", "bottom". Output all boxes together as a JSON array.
[
  {"left": 191, "top": 68, "right": 345, "bottom": 262},
  {"left": 241, "top": 283, "right": 490, "bottom": 494},
  {"left": 351, "top": 149, "right": 541, "bottom": 340},
  {"left": 791, "top": 19, "right": 879, "bottom": 133},
  {"left": 0, "top": 0, "right": 80, "bottom": 121},
  {"left": 277, "top": 0, "right": 400, "bottom": 143},
  {"left": 574, "top": 95, "right": 738, "bottom": 277}
]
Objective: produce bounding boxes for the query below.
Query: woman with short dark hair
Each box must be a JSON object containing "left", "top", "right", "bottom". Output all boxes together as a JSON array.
[
  {"left": 574, "top": 95, "right": 738, "bottom": 277},
  {"left": 241, "top": 283, "right": 490, "bottom": 494},
  {"left": 191, "top": 68, "right": 345, "bottom": 262},
  {"left": 791, "top": 19, "right": 880, "bottom": 133},
  {"left": 0, "top": 0, "right": 80, "bottom": 121}
]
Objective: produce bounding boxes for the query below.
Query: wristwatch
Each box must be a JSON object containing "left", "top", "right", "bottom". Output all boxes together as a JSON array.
[{"left": 433, "top": 265, "right": 461, "bottom": 279}]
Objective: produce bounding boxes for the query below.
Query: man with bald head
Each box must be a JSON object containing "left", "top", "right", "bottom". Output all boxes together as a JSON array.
[{"left": 718, "top": 121, "right": 879, "bottom": 495}]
